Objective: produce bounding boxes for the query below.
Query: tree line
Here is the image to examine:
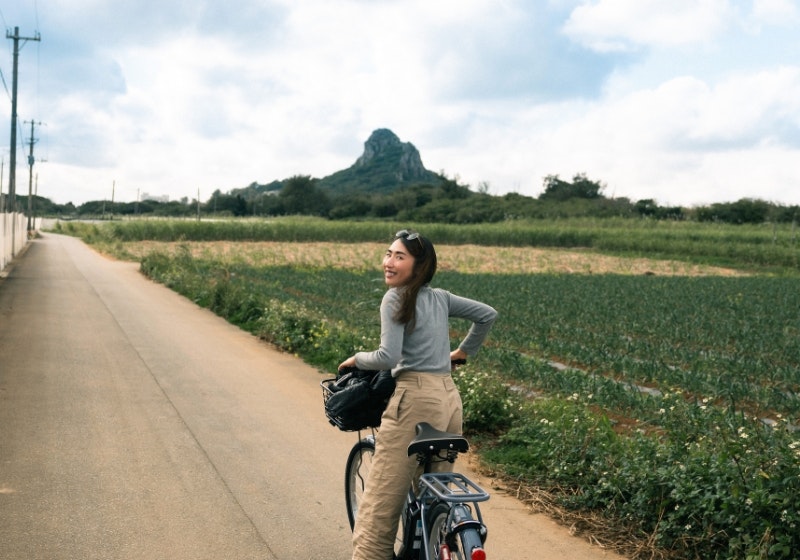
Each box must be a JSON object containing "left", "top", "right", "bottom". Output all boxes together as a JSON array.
[{"left": 13, "top": 173, "right": 800, "bottom": 225}]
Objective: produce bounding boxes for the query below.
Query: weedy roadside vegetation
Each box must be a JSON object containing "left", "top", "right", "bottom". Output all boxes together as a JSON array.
[{"left": 55, "top": 217, "right": 800, "bottom": 559}]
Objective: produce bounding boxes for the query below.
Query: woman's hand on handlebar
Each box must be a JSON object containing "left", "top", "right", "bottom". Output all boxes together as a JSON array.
[
  {"left": 450, "top": 348, "right": 468, "bottom": 370},
  {"left": 338, "top": 356, "right": 357, "bottom": 372}
]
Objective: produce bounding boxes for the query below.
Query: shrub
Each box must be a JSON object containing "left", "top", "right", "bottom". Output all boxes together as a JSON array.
[{"left": 453, "top": 366, "right": 520, "bottom": 433}]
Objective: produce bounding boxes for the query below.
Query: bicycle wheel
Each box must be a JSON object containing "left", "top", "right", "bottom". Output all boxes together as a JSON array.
[
  {"left": 426, "top": 502, "right": 452, "bottom": 559},
  {"left": 344, "top": 437, "right": 375, "bottom": 531},
  {"left": 395, "top": 494, "right": 427, "bottom": 560},
  {"left": 345, "top": 437, "right": 411, "bottom": 559},
  {"left": 426, "top": 503, "right": 487, "bottom": 560}
]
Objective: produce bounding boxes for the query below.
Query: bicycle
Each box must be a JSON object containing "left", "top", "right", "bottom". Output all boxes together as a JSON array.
[
  {"left": 323, "top": 361, "right": 489, "bottom": 560},
  {"left": 344, "top": 422, "right": 489, "bottom": 560}
]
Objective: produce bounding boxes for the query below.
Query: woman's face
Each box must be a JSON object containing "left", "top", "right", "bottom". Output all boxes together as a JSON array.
[{"left": 383, "top": 238, "right": 415, "bottom": 287}]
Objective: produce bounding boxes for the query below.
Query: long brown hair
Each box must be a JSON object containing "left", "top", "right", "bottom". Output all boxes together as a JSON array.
[{"left": 393, "top": 230, "right": 437, "bottom": 331}]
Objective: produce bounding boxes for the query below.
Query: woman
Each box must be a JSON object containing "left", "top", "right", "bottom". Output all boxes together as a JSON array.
[{"left": 338, "top": 229, "right": 497, "bottom": 560}]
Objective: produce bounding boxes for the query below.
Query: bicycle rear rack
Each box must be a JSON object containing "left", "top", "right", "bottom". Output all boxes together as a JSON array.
[{"left": 418, "top": 472, "right": 490, "bottom": 504}]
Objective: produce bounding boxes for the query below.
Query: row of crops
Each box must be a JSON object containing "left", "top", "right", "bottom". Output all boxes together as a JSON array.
[{"left": 59, "top": 218, "right": 800, "bottom": 559}]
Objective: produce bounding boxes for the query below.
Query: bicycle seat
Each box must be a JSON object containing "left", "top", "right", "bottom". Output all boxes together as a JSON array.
[{"left": 407, "top": 422, "right": 469, "bottom": 456}]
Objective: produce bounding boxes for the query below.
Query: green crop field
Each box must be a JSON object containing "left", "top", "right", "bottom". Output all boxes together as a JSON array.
[{"left": 56, "top": 217, "right": 800, "bottom": 559}]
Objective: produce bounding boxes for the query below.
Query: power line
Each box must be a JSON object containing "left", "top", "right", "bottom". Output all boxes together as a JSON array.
[{"left": 0, "top": 66, "right": 10, "bottom": 101}]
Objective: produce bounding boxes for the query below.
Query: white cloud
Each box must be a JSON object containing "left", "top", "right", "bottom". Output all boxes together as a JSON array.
[
  {"left": 563, "top": 0, "right": 734, "bottom": 51},
  {"left": 751, "top": 0, "right": 800, "bottom": 26},
  {"left": 425, "top": 63, "right": 800, "bottom": 206}
]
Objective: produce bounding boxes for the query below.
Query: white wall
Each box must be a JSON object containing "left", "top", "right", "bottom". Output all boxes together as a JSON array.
[{"left": 1, "top": 213, "right": 33, "bottom": 272}]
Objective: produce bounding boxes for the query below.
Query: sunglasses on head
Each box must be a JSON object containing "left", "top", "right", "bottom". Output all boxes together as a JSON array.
[{"left": 395, "top": 229, "right": 424, "bottom": 248}]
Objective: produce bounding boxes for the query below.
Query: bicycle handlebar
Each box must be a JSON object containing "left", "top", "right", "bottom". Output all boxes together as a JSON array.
[{"left": 337, "top": 359, "right": 466, "bottom": 376}]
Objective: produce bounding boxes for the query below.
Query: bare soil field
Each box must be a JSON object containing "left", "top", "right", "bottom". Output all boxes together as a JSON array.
[{"left": 116, "top": 240, "right": 749, "bottom": 277}]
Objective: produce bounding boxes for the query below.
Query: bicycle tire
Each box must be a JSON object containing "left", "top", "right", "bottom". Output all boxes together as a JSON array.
[
  {"left": 426, "top": 502, "right": 487, "bottom": 560},
  {"left": 345, "top": 437, "right": 411, "bottom": 559},
  {"left": 426, "top": 502, "right": 452, "bottom": 559},
  {"left": 345, "top": 437, "right": 375, "bottom": 531}
]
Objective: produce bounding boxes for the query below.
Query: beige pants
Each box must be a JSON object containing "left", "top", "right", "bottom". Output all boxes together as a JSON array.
[{"left": 352, "top": 372, "right": 463, "bottom": 560}]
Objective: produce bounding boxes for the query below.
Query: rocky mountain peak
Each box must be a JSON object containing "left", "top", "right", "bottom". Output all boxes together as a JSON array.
[{"left": 355, "top": 128, "right": 429, "bottom": 181}]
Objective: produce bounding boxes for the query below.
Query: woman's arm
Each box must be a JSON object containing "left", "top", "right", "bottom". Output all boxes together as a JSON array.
[
  {"left": 347, "top": 289, "right": 405, "bottom": 371},
  {"left": 448, "top": 293, "right": 497, "bottom": 356}
]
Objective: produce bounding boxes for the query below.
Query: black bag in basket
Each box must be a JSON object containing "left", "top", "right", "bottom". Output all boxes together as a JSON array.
[{"left": 325, "top": 367, "right": 396, "bottom": 431}]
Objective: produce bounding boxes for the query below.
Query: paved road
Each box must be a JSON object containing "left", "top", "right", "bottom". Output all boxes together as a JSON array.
[{"left": 0, "top": 233, "right": 625, "bottom": 560}]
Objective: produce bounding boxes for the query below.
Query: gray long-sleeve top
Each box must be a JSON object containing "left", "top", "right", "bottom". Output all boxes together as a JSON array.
[{"left": 354, "top": 286, "right": 497, "bottom": 376}]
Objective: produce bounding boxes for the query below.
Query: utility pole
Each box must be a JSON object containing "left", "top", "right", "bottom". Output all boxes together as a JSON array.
[
  {"left": 25, "top": 119, "right": 42, "bottom": 232},
  {"left": 6, "top": 26, "right": 41, "bottom": 255},
  {"left": 6, "top": 27, "right": 41, "bottom": 212},
  {"left": 34, "top": 172, "right": 38, "bottom": 227}
]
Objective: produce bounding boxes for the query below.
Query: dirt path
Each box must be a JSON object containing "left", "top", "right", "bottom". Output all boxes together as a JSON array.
[{"left": 465, "top": 463, "right": 627, "bottom": 559}]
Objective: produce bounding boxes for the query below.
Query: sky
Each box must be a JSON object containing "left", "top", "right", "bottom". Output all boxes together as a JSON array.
[{"left": 1, "top": 0, "right": 800, "bottom": 208}]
